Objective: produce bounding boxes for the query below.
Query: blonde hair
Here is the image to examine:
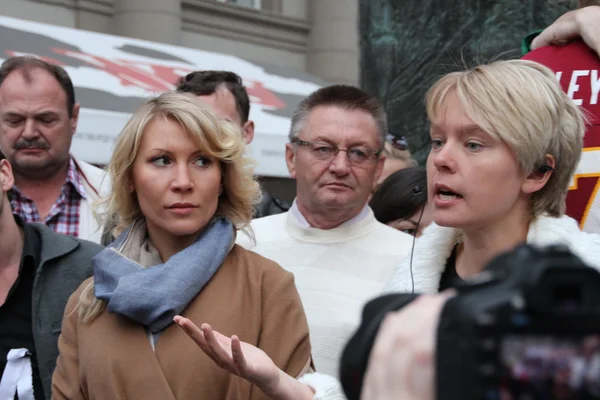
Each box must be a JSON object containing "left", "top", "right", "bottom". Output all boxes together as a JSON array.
[
  {"left": 426, "top": 59, "right": 585, "bottom": 218},
  {"left": 79, "top": 91, "right": 261, "bottom": 322}
]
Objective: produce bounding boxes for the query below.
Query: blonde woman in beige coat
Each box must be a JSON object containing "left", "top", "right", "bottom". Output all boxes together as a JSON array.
[{"left": 51, "top": 92, "right": 312, "bottom": 400}]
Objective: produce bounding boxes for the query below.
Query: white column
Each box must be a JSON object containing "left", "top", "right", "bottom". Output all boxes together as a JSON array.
[
  {"left": 307, "top": 0, "right": 359, "bottom": 86},
  {"left": 113, "top": 0, "right": 181, "bottom": 45}
]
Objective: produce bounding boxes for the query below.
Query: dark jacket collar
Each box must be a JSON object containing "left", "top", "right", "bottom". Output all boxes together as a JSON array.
[{"left": 27, "top": 222, "right": 80, "bottom": 266}]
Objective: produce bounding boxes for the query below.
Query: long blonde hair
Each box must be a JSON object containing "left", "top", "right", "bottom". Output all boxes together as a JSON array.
[{"left": 79, "top": 91, "right": 261, "bottom": 323}]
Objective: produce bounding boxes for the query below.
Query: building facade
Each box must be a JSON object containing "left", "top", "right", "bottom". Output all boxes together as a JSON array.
[
  {"left": 1, "top": 0, "right": 359, "bottom": 201},
  {"left": 0, "top": 0, "right": 359, "bottom": 86}
]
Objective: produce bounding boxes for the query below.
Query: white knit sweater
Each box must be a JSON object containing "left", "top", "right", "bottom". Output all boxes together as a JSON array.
[{"left": 236, "top": 208, "right": 414, "bottom": 380}]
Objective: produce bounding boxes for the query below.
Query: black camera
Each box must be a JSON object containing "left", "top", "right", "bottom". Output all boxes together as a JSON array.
[{"left": 340, "top": 244, "right": 600, "bottom": 400}]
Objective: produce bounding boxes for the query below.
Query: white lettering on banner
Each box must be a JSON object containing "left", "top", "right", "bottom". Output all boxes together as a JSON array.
[
  {"left": 567, "top": 70, "right": 590, "bottom": 106},
  {"left": 570, "top": 147, "right": 600, "bottom": 232},
  {"left": 592, "top": 70, "right": 600, "bottom": 105},
  {"left": 557, "top": 70, "right": 600, "bottom": 106},
  {"left": 0, "top": 348, "right": 35, "bottom": 400}
]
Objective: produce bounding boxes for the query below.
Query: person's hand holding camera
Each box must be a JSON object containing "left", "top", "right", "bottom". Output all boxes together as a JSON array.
[{"left": 361, "top": 291, "right": 456, "bottom": 400}]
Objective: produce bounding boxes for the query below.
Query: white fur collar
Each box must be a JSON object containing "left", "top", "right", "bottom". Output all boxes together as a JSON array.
[{"left": 384, "top": 215, "right": 600, "bottom": 294}]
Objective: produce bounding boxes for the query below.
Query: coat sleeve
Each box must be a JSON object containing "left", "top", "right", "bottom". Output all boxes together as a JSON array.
[
  {"left": 249, "top": 267, "right": 313, "bottom": 400},
  {"left": 51, "top": 285, "right": 86, "bottom": 400}
]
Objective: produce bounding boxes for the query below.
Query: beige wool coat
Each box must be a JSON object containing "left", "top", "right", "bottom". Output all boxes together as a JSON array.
[{"left": 52, "top": 245, "right": 312, "bottom": 400}]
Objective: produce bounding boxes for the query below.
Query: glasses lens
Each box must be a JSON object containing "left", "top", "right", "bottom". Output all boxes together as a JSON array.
[
  {"left": 348, "top": 148, "right": 370, "bottom": 164},
  {"left": 309, "top": 143, "right": 337, "bottom": 161}
]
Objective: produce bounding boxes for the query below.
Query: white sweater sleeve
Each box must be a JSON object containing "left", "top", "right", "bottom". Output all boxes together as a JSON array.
[{"left": 298, "top": 372, "right": 347, "bottom": 400}]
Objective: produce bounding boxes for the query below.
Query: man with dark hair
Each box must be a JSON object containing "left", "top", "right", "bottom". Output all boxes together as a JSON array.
[
  {"left": 236, "top": 84, "right": 414, "bottom": 379},
  {"left": 0, "top": 153, "right": 100, "bottom": 399},
  {"left": 176, "top": 70, "right": 289, "bottom": 218},
  {"left": 0, "top": 56, "right": 109, "bottom": 243}
]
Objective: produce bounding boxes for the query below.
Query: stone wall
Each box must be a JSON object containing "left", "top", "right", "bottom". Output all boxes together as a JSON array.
[{"left": 360, "top": 0, "right": 576, "bottom": 163}]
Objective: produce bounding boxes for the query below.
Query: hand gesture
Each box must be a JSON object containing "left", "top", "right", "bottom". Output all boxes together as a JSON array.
[{"left": 173, "top": 316, "right": 281, "bottom": 393}]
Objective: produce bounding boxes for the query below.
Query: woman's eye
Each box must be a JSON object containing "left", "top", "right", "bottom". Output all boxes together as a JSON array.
[
  {"left": 430, "top": 139, "right": 444, "bottom": 149},
  {"left": 195, "top": 157, "right": 211, "bottom": 167},
  {"left": 151, "top": 156, "right": 170, "bottom": 166},
  {"left": 466, "top": 142, "right": 483, "bottom": 151}
]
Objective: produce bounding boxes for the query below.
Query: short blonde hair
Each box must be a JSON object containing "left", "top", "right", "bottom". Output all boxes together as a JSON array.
[
  {"left": 426, "top": 59, "right": 585, "bottom": 217},
  {"left": 80, "top": 91, "right": 261, "bottom": 322}
]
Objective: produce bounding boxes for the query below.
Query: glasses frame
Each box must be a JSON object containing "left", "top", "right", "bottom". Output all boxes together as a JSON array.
[{"left": 291, "top": 138, "right": 382, "bottom": 166}]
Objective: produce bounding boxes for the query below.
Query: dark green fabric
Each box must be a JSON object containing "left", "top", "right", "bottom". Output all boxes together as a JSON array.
[{"left": 522, "top": 30, "right": 544, "bottom": 55}]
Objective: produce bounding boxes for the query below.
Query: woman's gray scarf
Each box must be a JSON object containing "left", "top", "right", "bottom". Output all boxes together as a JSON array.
[{"left": 93, "top": 217, "right": 235, "bottom": 333}]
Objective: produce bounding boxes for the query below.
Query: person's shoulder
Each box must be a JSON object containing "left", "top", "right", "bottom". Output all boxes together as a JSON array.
[
  {"left": 31, "top": 222, "right": 103, "bottom": 261},
  {"left": 235, "top": 212, "right": 288, "bottom": 249},
  {"left": 73, "top": 237, "right": 105, "bottom": 256},
  {"left": 250, "top": 212, "right": 288, "bottom": 235},
  {"left": 227, "top": 244, "right": 294, "bottom": 283},
  {"left": 530, "top": 215, "right": 600, "bottom": 269},
  {"left": 368, "top": 219, "right": 416, "bottom": 246}
]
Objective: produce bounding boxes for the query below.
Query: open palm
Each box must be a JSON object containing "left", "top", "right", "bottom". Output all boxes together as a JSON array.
[{"left": 173, "top": 316, "right": 280, "bottom": 392}]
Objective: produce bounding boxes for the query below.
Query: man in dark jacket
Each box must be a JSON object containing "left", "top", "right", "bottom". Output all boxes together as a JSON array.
[
  {"left": 0, "top": 150, "right": 101, "bottom": 399},
  {"left": 175, "top": 70, "right": 291, "bottom": 218}
]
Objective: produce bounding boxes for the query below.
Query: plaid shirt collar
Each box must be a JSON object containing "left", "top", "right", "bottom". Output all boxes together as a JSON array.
[
  {"left": 65, "top": 157, "right": 87, "bottom": 200},
  {"left": 9, "top": 157, "right": 87, "bottom": 237}
]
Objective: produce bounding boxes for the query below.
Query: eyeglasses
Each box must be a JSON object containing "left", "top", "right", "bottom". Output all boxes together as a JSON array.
[
  {"left": 386, "top": 134, "right": 408, "bottom": 151},
  {"left": 292, "top": 138, "right": 381, "bottom": 165}
]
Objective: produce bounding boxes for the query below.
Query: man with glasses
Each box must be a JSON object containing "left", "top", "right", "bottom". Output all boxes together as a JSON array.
[{"left": 236, "top": 84, "right": 414, "bottom": 379}]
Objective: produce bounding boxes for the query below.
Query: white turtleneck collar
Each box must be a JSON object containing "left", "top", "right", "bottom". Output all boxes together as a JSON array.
[
  {"left": 289, "top": 199, "right": 371, "bottom": 228},
  {"left": 285, "top": 200, "right": 377, "bottom": 244}
]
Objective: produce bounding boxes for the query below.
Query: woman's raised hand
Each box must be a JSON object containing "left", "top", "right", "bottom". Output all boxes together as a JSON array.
[
  {"left": 174, "top": 316, "right": 316, "bottom": 400},
  {"left": 173, "top": 316, "right": 281, "bottom": 393}
]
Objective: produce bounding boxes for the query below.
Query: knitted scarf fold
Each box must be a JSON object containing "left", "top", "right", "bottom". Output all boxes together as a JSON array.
[{"left": 93, "top": 217, "right": 234, "bottom": 333}]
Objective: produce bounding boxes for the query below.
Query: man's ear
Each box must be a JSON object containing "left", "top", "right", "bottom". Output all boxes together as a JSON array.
[
  {"left": 522, "top": 154, "right": 556, "bottom": 195},
  {"left": 71, "top": 103, "right": 81, "bottom": 137},
  {"left": 285, "top": 143, "right": 296, "bottom": 179},
  {"left": 0, "top": 159, "right": 15, "bottom": 192},
  {"left": 242, "top": 120, "right": 255, "bottom": 144}
]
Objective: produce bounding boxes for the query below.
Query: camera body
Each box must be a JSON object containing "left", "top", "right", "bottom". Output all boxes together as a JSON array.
[{"left": 340, "top": 244, "right": 600, "bottom": 400}]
